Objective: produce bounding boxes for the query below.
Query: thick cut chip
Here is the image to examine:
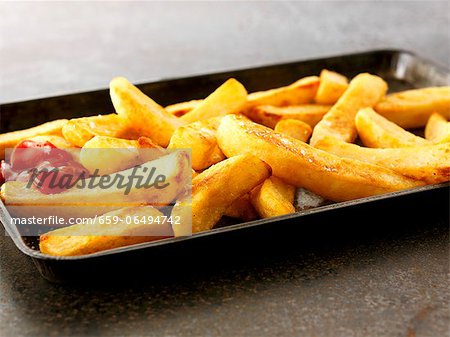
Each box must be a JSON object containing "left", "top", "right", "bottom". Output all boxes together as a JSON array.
[
  {"left": 315, "top": 137, "right": 450, "bottom": 184},
  {"left": 244, "top": 76, "right": 319, "bottom": 113},
  {"left": 80, "top": 136, "right": 162, "bottom": 175},
  {"left": 250, "top": 176, "right": 295, "bottom": 218},
  {"left": 39, "top": 206, "right": 170, "bottom": 256},
  {"left": 0, "top": 119, "right": 67, "bottom": 158},
  {"left": 315, "top": 69, "right": 349, "bottom": 104},
  {"left": 375, "top": 87, "right": 450, "bottom": 129},
  {"left": 425, "top": 113, "right": 450, "bottom": 143},
  {"left": 355, "top": 108, "right": 429, "bottom": 148},
  {"left": 246, "top": 104, "right": 330, "bottom": 128},
  {"left": 274, "top": 119, "right": 312, "bottom": 142},
  {"left": 180, "top": 79, "right": 247, "bottom": 124},
  {"left": 110, "top": 77, "right": 184, "bottom": 147},
  {"left": 175, "top": 154, "right": 270, "bottom": 234},
  {"left": 223, "top": 194, "right": 259, "bottom": 221},
  {"left": 170, "top": 197, "right": 193, "bottom": 237},
  {"left": 168, "top": 76, "right": 319, "bottom": 122},
  {"left": 62, "top": 114, "right": 135, "bottom": 148},
  {"left": 166, "top": 100, "right": 202, "bottom": 117},
  {"left": 168, "top": 117, "right": 224, "bottom": 170},
  {"left": 29, "top": 135, "right": 74, "bottom": 148},
  {"left": 310, "top": 73, "right": 388, "bottom": 146},
  {"left": 217, "top": 115, "right": 422, "bottom": 202}
]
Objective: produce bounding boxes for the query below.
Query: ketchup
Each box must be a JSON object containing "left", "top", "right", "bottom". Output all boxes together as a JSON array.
[
  {"left": 1, "top": 140, "right": 89, "bottom": 194},
  {"left": 10, "top": 140, "right": 57, "bottom": 171}
]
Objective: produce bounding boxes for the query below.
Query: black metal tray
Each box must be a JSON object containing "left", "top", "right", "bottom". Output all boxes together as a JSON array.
[{"left": 1, "top": 49, "right": 449, "bottom": 283}]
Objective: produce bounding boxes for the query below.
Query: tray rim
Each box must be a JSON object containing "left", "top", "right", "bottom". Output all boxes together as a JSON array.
[
  {"left": 1, "top": 48, "right": 449, "bottom": 262},
  {"left": 2, "top": 182, "right": 449, "bottom": 261}
]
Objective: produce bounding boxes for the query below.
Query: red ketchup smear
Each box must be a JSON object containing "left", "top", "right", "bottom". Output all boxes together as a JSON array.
[{"left": 1, "top": 140, "right": 89, "bottom": 194}]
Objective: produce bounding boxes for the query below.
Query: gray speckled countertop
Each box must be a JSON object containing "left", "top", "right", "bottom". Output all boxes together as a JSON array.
[{"left": 0, "top": 2, "right": 449, "bottom": 337}]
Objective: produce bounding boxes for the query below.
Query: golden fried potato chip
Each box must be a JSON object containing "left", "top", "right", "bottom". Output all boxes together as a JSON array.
[
  {"left": 375, "top": 87, "right": 450, "bottom": 129},
  {"left": 217, "top": 115, "right": 422, "bottom": 202},
  {"left": 29, "top": 135, "right": 74, "bottom": 148},
  {"left": 39, "top": 206, "right": 170, "bottom": 256},
  {"left": 310, "top": 73, "right": 388, "bottom": 146},
  {"left": 274, "top": 119, "right": 312, "bottom": 142},
  {"left": 425, "top": 113, "right": 450, "bottom": 143},
  {"left": 166, "top": 99, "right": 202, "bottom": 117},
  {"left": 110, "top": 77, "right": 184, "bottom": 146},
  {"left": 181, "top": 154, "right": 271, "bottom": 233},
  {"left": 315, "top": 137, "right": 450, "bottom": 184},
  {"left": 168, "top": 117, "right": 224, "bottom": 170},
  {"left": 80, "top": 136, "right": 164, "bottom": 175},
  {"left": 62, "top": 114, "right": 135, "bottom": 148},
  {"left": 224, "top": 194, "right": 259, "bottom": 222},
  {"left": 246, "top": 104, "right": 330, "bottom": 128},
  {"left": 0, "top": 119, "right": 67, "bottom": 158},
  {"left": 180, "top": 79, "right": 247, "bottom": 124},
  {"left": 244, "top": 76, "right": 319, "bottom": 113},
  {"left": 355, "top": 108, "right": 429, "bottom": 148},
  {"left": 250, "top": 176, "right": 295, "bottom": 218},
  {"left": 80, "top": 136, "right": 142, "bottom": 175},
  {"left": 315, "top": 69, "right": 349, "bottom": 104}
]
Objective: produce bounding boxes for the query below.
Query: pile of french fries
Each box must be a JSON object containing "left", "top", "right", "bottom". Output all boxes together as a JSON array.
[{"left": 1, "top": 69, "right": 449, "bottom": 256}]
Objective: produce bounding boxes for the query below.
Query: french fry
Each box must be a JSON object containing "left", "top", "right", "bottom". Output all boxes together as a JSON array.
[
  {"left": 425, "top": 113, "right": 450, "bottom": 143},
  {"left": 39, "top": 206, "right": 171, "bottom": 256},
  {"left": 82, "top": 135, "right": 142, "bottom": 149},
  {"left": 180, "top": 79, "right": 247, "bottom": 124},
  {"left": 375, "top": 87, "right": 450, "bottom": 129},
  {"left": 29, "top": 135, "right": 75, "bottom": 148},
  {"left": 2, "top": 151, "right": 191, "bottom": 219},
  {"left": 315, "top": 69, "right": 349, "bottom": 104},
  {"left": 168, "top": 117, "right": 225, "bottom": 170},
  {"left": 244, "top": 76, "right": 320, "bottom": 113},
  {"left": 246, "top": 104, "right": 331, "bottom": 128},
  {"left": 310, "top": 73, "right": 388, "bottom": 146},
  {"left": 62, "top": 114, "right": 135, "bottom": 148},
  {"left": 80, "top": 135, "right": 163, "bottom": 175},
  {"left": 170, "top": 197, "right": 193, "bottom": 237},
  {"left": 355, "top": 108, "right": 429, "bottom": 148},
  {"left": 136, "top": 136, "right": 166, "bottom": 163},
  {"left": 315, "top": 137, "right": 450, "bottom": 184},
  {"left": 176, "top": 154, "right": 271, "bottom": 234},
  {"left": 217, "top": 115, "right": 422, "bottom": 202},
  {"left": 5, "top": 70, "right": 449, "bottom": 254},
  {"left": 110, "top": 77, "right": 184, "bottom": 147},
  {"left": 274, "top": 119, "right": 312, "bottom": 142},
  {"left": 223, "top": 194, "right": 259, "bottom": 221},
  {"left": 0, "top": 119, "right": 67, "bottom": 159},
  {"left": 136, "top": 136, "right": 163, "bottom": 149},
  {"left": 80, "top": 136, "right": 143, "bottom": 175},
  {"left": 168, "top": 77, "right": 319, "bottom": 122},
  {"left": 166, "top": 99, "right": 202, "bottom": 117},
  {"left": 250, "top": 176, "right": 295, "bottom": 218}
]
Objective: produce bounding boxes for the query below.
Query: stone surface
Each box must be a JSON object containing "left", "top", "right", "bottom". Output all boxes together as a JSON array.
[
  {"left": 0, "top": 2, "right": 449, "bottom": 337},
  {"left": 0, "top": 1, "right": 449, "bottom": 103}
]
